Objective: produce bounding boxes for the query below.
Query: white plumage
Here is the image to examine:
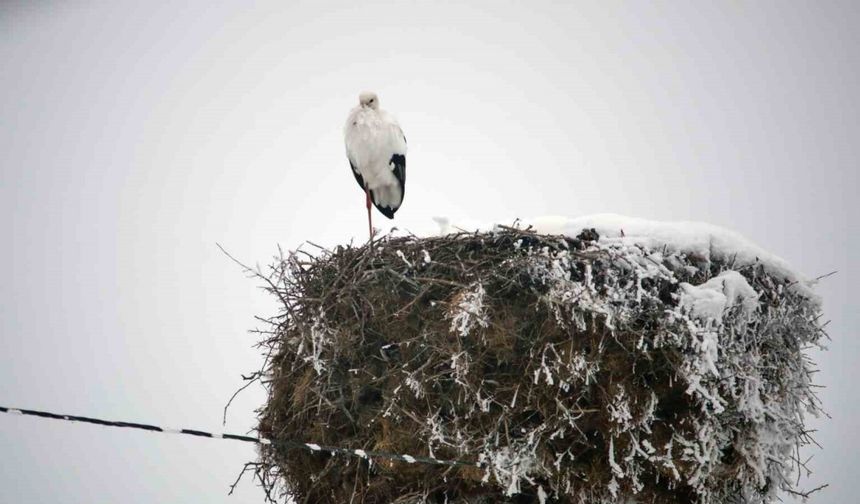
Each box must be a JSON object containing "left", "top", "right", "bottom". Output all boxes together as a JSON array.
[{"left": 344, "top": 92, "right": 407, "bottom": 227}]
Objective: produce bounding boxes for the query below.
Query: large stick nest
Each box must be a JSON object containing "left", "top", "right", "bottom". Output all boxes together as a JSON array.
[{"left": 251, "top": 227, "right": 824, "bottom": 503}]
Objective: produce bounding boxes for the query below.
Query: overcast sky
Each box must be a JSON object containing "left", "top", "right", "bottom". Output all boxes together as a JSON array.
[{"left": 1, "top": 1, "right": 857, "bottom": 502}]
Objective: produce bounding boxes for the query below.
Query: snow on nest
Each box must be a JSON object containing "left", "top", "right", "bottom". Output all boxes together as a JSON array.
[
  {"left": 678, "top": 271, "right": 760, "bottom": 323},
  {"left": 431, "top": 213, "right": 817, "bottom": 302}
]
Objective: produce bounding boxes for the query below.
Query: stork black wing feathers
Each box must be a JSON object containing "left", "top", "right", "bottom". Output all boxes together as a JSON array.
[
  {"left": 349, "top": 160, "right": 366, "bottom": 193},
  {"left": 390, "top": 153, "right": 405, "bottom": 201}
]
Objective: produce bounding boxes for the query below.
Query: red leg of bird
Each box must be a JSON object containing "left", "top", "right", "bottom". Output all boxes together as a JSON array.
[{"left": 365, "top": 186, "right": 373, "bottom": 244}]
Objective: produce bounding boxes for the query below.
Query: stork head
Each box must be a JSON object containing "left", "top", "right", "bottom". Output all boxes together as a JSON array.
[{"left": 359, "top": 91, "right": 379, "bottom": 110}]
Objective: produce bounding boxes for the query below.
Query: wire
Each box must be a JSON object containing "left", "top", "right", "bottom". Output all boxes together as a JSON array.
[{"left": 0, "top": 405, "right": 479, "bottom": 468}]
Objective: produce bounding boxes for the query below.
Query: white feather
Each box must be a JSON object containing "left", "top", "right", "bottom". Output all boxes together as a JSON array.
[{"left": 344, "top": 98, "right": 407, "bottom": 211}]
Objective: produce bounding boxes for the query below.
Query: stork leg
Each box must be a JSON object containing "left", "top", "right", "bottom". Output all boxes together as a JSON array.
[{"left": 365, "top": 186, "right": 373, "bottom": 244}]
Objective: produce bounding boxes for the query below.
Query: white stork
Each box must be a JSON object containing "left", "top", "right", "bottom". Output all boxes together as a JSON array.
[{"left": 344, "top": 91, "right": 407, "bottom": 241}]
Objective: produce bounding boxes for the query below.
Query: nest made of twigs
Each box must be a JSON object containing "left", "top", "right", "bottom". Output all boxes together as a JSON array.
[{"left": 251, "top": 227, "right": 824, "bottom": 504}]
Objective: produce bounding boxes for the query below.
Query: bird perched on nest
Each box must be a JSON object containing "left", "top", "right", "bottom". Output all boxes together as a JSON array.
[{"left": 344, "top": 91, "right": 407, "bottom": 241}]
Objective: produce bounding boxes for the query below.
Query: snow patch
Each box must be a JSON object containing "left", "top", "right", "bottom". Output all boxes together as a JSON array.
[
  {"left": 447, "top": 282, "right": 490, "bottom": 338},
  {"left": 679, "top": 270, "right": 759, "bottom": 323}
]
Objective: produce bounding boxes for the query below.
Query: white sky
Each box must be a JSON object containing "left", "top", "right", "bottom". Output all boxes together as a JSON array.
[{"left": 1, "top": 1, "right": 857, "bottom": 502}]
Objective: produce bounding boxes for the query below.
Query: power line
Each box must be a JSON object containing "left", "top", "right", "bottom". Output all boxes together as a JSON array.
[{"left": 0, "top": 405, "right": 479, "bottom": 468}]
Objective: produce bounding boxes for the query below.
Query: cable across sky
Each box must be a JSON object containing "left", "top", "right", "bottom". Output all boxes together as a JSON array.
[{"left": 0, "top": 405, "right": 479, "bottom": 469}]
